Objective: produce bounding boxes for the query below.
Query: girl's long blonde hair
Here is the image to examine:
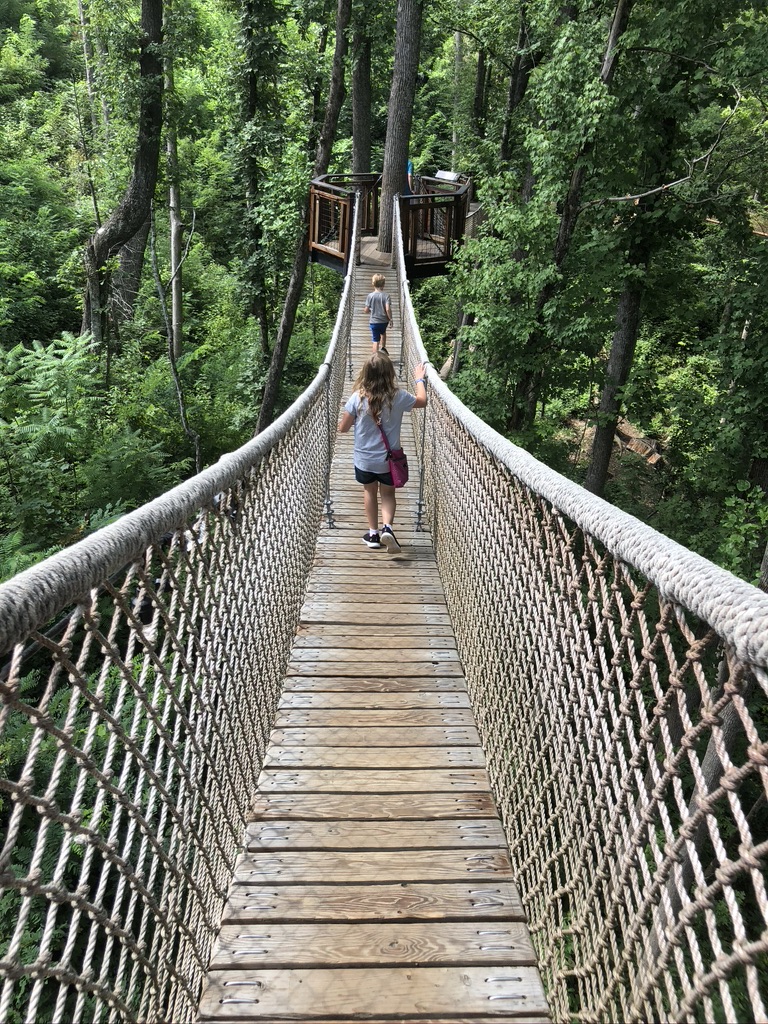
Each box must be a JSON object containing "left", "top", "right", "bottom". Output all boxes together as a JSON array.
[{"left": 354, "top": 351, "right": 397, "bottom": 423}]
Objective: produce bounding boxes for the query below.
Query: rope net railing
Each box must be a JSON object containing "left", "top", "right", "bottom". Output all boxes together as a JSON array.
[
  {"left": 0, "top": 204, "right": 357, "bottom": 1023},
  {"left": 395, "top": 202, "right": 768, "bottom": 1024}
]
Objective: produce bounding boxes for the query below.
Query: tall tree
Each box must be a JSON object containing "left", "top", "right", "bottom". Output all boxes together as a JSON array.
[
  {"left": 256, "top": 0, "right": 352, "bottom": 432},
  {"left": 509, "top": 0, "right": 635, "bottom": 428},
  {"left": 239, "top": 0, "right": 284, "bottom": 357},
  {"left": 81, "top": 0, "right": 164, "bottom": 351},
  {"left": 377, "top": 0, "right": 423, "bottom": 252},
  {"left": 164, "top": 1, "right": 183, "bottom": 360},
  {"left": 351, "top": 23, "right": 372, "bottom": 174},
  {"left": 500, "top": 5, "right": 533, "bottom": 163}
]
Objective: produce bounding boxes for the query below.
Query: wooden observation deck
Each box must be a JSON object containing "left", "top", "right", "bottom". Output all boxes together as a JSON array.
[
  {"left": 308, "top": 172, "right": 473, "bottom": 278},
  {"left": 198, "top": 244, "right": 549, "bottom": 1022}
]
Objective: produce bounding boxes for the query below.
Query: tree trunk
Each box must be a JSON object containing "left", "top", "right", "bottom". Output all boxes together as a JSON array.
[
  {"left": 150, "top": 207, "right": 201, "bottom": 474},
  {"left": 76, "top": 0, "right": 99, "bottom": 133},
  {"left": 583, "top": 257, "right": 649, "bottom": 495},
  {"left": 759, "top": 541, "right": 768, "bottom": 593},
  {"left": 452, "top": 31, "right": 462, "bottom": 169},
  {"left": 751, "top": 451, "right": 768, "bottom": 591},
  {"left": 472, "top": 47, "right": 487, "bottom": 137},
  {"left": 378, "top": 0, "right": 423, "bottom": 252},
  {"left": 77, "top": 0, "right": 110, "bottom": 132},
  {"left": 352, "top": 27, "right": 372, "bottom": 174},
  {"left": 256, "top": 0, "right": 352, "bottom": 432},
  {"left": 240, "top": 0, "right": 282, "bottom": 359},
  {"left": 111, "top": 219, "right": 151, "bottom": 329},
  {"left": 500, "top": 5, "right": 536, "bottom": 163},
  {"left": 583, "top": 107, "right": 677, "bottom": 492},
  {"left": 82, "top": 0, "right": 164, "bottom": 349},
  {"left": 307, "top": 22, "right": 331, "bottom": 160},
  {"left": 165, "top": 39, "right": 183, "bottom": 359},
  {"left": 546, "top": 0, "right": 633, "bottom": 284}
]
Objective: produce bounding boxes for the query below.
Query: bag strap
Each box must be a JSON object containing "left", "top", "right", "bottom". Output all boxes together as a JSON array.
[{"left": 376, "top": 421, "right": 393, "bottom": 456}]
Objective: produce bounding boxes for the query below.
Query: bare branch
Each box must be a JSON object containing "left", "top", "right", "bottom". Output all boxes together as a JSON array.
[
  {"left": 150, "top": 203, "right": 202, "bottom": 474},
  {"left": 163, "top": 208, "right": 196, "bottom": 292},
  {"left": 583, "top": 96, "right": 747, "bottom": 210},
  {"left": 627, "top": 46, "right": 719, "bottom": 76}
]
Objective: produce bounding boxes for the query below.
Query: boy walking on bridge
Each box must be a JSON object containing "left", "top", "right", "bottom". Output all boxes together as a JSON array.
[{"left": 364, "top": 273, "right": 392, "bottom": 353}]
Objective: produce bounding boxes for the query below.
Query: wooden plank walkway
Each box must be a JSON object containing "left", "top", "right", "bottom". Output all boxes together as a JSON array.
[{"left": 198, "top": 242, "right": 550, "bottom": 1023}]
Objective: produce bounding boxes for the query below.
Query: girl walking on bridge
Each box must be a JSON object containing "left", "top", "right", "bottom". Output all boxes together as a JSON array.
[{"left": 338, "top": 351, "right": 427, "bottom": 550}]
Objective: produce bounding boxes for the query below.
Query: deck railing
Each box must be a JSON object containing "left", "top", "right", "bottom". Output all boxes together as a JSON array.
[
  {"left": 0, "top": 205, "right": 358, "bottom": 1024},
  {"left": 308, "top": 173, "right": 380, "bottom": 272},
  {"left": 309, "top": 170, "right": 471, "bottom": 278},
  {"left": 399, "top": 174, "right": 472, "bottom": 278},
  {"left": 395, "top": 200, "right": 768, "bottom": 1023}
]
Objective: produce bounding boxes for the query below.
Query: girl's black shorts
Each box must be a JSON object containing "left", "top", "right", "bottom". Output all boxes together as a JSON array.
[{"left": 355, "top": 466, "right": 394, "bottom": 486}]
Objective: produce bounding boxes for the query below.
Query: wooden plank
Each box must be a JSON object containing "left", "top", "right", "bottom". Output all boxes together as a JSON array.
[
  {"left": 298, "top": 605, "right": 451, "bottom": 619},
  {"left": 306, "top": 564, "right": 438, "bottom": 575},
  {"left": 292, "top": 634, "right": 457, "bottom": 649},
  {"left": 288, "top": 648, "right": 460, "bottom": 665},
  {"left": 202, "top": 1017, "right": 548, "bottom": 1024},
  {"left": 262, "top": 746, "right": 486, "bottom": 770},
  {"left": 299, "top": 612, "right": 454, "bottom": 627},
  {"left": 267, "top": 726, "right": 481, "bottom": 746},
  {"left": 311, "top": 557, "right": 441, "bottom": 569},
  {"left": 308, "top": 572, "right": 444, "bottom": 586},
  {"left": 300, "top": 604, "right": 451, "bottom": 619},
  {"left": 244, "top": 819, "right": 507, "bottom": 850},
  {"left": 278, "top": 692, "right": 469, "bottom": 710},
  {"left": 199, "top": 966, "right": 549, "bottom": 1020},
  {"left": 255, "top": 768, "right": 490, "bottom": 793},
  {"left": 304, "top": 588, "right": 446, "bottom": 600},
  {"left": 315, "top": 535, "right": 434, "bottom": 549},
  {"left": 303, "top": 589, "right": 444, "bottom": 602},
  {"left": 281, "top": 677, "right": 465, "bottom": 693},
  {"left": 286, "top": 662, "right": 466, "bottom": 678},
  {"left": 295, "top": 623, "right": 455, "bottom": 637},
  {"left": 222, "top": 880, "right": 526, "bottom": 924},
  {"left": 233, "top": 848, "right": 511, "bottom": 884},
  {"left": 275, "top": 709, "right": 476, "bottom": 727},
  {"left": 249, "top": 792, "right": 499, "bottom": 820},
  {"left": 210, "top": 921, "right": 537, "bottom": 969}
]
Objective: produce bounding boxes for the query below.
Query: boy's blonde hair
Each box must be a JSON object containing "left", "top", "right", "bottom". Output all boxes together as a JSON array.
[{"left": 371, "top": 273, "right": 386, "bottom": 289}]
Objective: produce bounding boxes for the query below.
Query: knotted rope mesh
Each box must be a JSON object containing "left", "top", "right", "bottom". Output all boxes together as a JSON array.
[
  {"left": 395, "top": 204, "right": 768, "bottom": 1023},
  {"left": 0, "top": 223, "right": 355, "bottom": 1022}
]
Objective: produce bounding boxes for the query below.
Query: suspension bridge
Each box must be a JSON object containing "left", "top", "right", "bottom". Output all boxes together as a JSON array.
[{"left": 1, "top": 178, "right": 767, "bottom": 1024}]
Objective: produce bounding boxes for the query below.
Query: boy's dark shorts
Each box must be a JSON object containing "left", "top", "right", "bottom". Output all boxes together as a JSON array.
[
  {"left": 355, "top": 467, "right": 394, "bottom": 487},
  {"left": 369, "top": 321, "right": 388, "bottom": 343}
]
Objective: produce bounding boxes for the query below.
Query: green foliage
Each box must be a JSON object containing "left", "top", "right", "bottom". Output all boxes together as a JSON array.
[
  {"left": 0, "top": 11, "right": 85, "bottom": 348},
  {"left": 410, "top": 276, "right": 460, "bottom": 369},
  {"left": 716, "top": 484, "right": 768, "bottom": 584}
]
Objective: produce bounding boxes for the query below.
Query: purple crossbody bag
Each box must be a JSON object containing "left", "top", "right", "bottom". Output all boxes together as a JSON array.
[{"left": 377, "top": 423, "right": 409, "bottom": 488}]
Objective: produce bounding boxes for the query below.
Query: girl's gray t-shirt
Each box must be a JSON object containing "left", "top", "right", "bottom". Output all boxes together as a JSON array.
[
  {"left": 366, "top": 290, "right": 390, "bottom": 324},
  {"left": 344, "top": 389, "right": 417, "bottom": 474}
]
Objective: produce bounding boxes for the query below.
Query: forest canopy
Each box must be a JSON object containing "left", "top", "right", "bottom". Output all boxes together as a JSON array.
[{"left": 0, "top": 0, "right": 766, "bottom": 585}]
